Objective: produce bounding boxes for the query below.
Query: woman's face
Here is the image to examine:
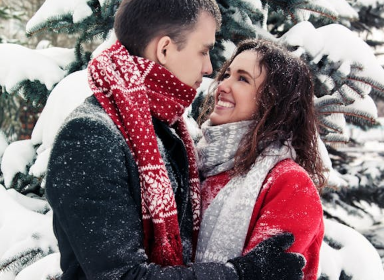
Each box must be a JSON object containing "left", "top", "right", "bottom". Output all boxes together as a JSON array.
[{"left": 209, "top": 50, "right": 266, "bottom": 126}]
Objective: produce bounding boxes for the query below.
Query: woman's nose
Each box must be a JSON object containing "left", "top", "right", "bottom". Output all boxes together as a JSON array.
[{"left": 217, "top": 78, "right": 231, "bottom": 93}]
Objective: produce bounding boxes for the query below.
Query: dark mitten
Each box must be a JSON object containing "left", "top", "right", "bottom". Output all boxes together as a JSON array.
[{"left": 228, "top": 232, "right": 305, "bottom": 280}]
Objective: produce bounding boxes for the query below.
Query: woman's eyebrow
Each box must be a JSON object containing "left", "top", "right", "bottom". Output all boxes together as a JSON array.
[{"left": 237, "top": 69, "right": 254, "bottom": 79}]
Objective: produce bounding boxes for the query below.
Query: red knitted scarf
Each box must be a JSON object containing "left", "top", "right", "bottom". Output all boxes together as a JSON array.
[{"left": 87, "top": 40, "right": 200, "bottom": 266}]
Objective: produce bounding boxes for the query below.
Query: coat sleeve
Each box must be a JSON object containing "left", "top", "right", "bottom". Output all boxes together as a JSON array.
[
  {"left": 243, "top": 160, "right": 324, "bottom": 257},
  {"left": 45, "top": 115, "right": 237, "bottom": 280}
]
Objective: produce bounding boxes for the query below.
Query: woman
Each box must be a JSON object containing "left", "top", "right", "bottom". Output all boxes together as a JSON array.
[{"left": 196, "top": 39, "right": 325, "bottom": 280}]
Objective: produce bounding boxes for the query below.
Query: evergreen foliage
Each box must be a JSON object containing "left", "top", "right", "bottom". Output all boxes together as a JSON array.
[
  {"left": 0, "top": 248, "right": 45, "bottom": 275},
  {"left": 353, "top": 2, "right": 384, "bottom": 31},
  {"left": 0, "top": 5, "right": 25, "bottom": 142},
  {"left": 1, "top": 0, "right": 383, "bottom": 211},
  {"left": 0, "top": 6, "right": 24, "bottom": 43},
  {"left": 1, "top": 0, "right": 384, "bottom": 276},
  {"left": 0, "top": 0, "right": 383, "bottom": 206}
]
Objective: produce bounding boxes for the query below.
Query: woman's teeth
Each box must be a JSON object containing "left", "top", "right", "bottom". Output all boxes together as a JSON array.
[{"left": 217, "top": 100, "right": 234, "bottom": 108}]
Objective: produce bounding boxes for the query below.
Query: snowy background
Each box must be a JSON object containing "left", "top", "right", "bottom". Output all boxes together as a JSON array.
[
  {"left": 1, "top": 75, "right": 384, "bottom": 278},
  {"left": 1, "top": 0, "right": 384, "bottom": 279}
]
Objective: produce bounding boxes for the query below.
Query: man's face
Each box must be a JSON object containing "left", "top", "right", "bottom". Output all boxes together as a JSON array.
[{"left": 163, "top": 11, "right": 217, "bottom": 89}]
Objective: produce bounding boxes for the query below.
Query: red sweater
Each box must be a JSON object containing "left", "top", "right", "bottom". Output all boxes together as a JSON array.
[{"left": 200, "top": 159, "right": 324, "bottom": 280}]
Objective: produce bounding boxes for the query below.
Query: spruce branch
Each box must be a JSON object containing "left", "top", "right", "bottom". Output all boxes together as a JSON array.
[
  {"left": 321, "top": 132, "right": 349, "bottom": 143},
  {"left": 0, "top": 249, "right": 44, "bottom": 275},
  {"left": 318, "top": 115, "right": 344, "bottom": 134}
]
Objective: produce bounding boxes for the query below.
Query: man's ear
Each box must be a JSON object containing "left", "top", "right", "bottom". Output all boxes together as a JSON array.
[{"left": 156, "top": 36, "right": 172, "bottom": 65}]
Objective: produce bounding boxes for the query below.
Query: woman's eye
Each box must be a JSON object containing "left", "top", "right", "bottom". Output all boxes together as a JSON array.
[
  {"left": 222, "top": 73, "right": 230, "bottom": 79},
  {"left": 239, "top": 76, "right": 249, "bottom": 83}
]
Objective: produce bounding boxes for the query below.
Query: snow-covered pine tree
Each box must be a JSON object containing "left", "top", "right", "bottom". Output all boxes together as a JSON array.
[
  {"left": 202, "top": 5, "right": 384, "bottom": 257},
  {"left": 1, "top": 0, "right": 384, "bottom": 278},
  {"left": 0, "top": 4, "right": 25, "bottom": 190},
  {"left": 0, "top": 5, "right": 25, "bottom": 43},
  {"left": 353, "top": 0, "right": 384, "bottom": 54},
  {"left": 0, "top": 4, "right": 24, "bottom": 140}
]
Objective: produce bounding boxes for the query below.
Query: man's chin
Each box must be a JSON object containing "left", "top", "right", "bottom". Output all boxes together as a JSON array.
[{"left": 194, "top": 82, "right": 202, "bottom": 89}]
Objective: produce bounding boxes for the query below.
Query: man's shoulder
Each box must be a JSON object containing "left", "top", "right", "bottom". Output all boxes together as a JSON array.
[
  {"left": 67, "top": 96, "right": 111, "bottom": 124},
  {"left": 61, "top": 96, "right": 120, "bottom": 136}
]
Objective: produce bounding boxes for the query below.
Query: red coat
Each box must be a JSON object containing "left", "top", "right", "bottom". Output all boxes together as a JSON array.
[{"left": 201, "top": 159, "right": 324, "bottom": 280}]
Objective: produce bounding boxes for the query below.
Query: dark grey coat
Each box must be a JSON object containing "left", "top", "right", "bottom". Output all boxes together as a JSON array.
[{"left": 45, "top": 96, "right": 237, "bottom": 280}]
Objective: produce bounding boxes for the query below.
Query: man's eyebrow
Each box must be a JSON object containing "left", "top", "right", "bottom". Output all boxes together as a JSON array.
[{"left": 204, "top": 43, "right": 215, "bottom": 50}]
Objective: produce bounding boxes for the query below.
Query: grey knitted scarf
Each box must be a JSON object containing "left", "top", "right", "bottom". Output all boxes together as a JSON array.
[
  {"left": 196, "top": 131, "right": 295, "bottom": 263},
  {"left": 196, "top": 120, "right": 252, "bottom": 178}
]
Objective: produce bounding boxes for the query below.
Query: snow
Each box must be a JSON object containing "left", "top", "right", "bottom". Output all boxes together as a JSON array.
[
  {"left": 280, "top": 21, "right": 384, "bottom": 88},
  {"left": 317, "top": 135, "right": 348, "bottom": 188},
  {"left": 1, "top": 68, "right": 383, "bottom": 279},
  {"left": 242, "top": 0, "right": 263, "bottom": 11},
  {"left": 1, "top": 140, "right": 35, "bottom": 188},
  {"left": 0, "top": 131, "right": 8, "bottom": 159},
  {"left": 14, "top": 253, "right": 61, "bottom": 280},
  {"left": 35, "top": 47, "right": 76, "bottom": 69},
  {"left": 232, "top": 7, "right": 254, "bottom": 31},
  {"left": 2, "top": 56, "right": 380, "bottom": 279},
  {"left": 319, "top": 219, "right": 384, "bottom": 279},
  {"left": 98, "top": 0, "right": 110, "bottom": 8},
  {"left": 347, "top": 118, "right": 384, "bottom": 144},
  {"left": 0, "top": 71, "right": 384, "bottom": 280},
  {"left": 1, "top": 0, "right": 384, "bottom": 278},
  {"left": 0, "top": 185, "right": 59, "bottom": 278},
  {"left": 0, "top": 44, "right": 67, "bottom": 93},
  {"left": 346, "top": 94, "right": 378, "bottom": 117},
  {"left": 323, "top": 0, "right": 358, "bottom": 19},
  {"left": 6, "top": 189, "right": 50, "bottom": 214},
  {"left": 26, "top": 0, "right": 93, "bottom": 32},
  {"left": 0, "top": 64, "right": 92, "bottom": 189},
  {"left": 29, "top": 70, "right": 92, "bottom": 180},
  {"left": 221, "top": 40, "right": 236, "bottom": 60}
]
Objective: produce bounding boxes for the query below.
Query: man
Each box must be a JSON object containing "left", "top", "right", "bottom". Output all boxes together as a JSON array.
[{"left": 45, "top": 0, "right": 305, "bottom": 279}]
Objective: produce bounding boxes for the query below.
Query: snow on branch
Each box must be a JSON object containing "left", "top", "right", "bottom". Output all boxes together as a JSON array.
[
  {"left": 313, "top": 0, "right": 358, "bottom": 20},
  {"left": 279, "top": 21, "right": 384, "bottom": 141},
  {"left": 265, "top": 0, "right": 357, "bottom": 22},
  {"left": 319, "top": 113, "right": 347, "bottom": 135},
  {"left": 280, "top": 22, "right": 384, "bottom": 91},
  {"left": 0, "top": 44, "right": 74, "bottom": 97},
  {"left": 290, "top": 0, "right": 338, "bottom": 22},
  {"left": 1, "top": 140, "right": 35, "bottom": 189},
  {"left": 26, "top": 0, "right": 93, "bottom": 35},
  {"left": 0, "top": 186, "right": 58, "bottom": 276}
]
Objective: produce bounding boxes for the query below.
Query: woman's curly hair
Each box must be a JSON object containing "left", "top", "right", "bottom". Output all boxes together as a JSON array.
[{"left": 200, "top": 39, "right": 326, "bottom": 190}]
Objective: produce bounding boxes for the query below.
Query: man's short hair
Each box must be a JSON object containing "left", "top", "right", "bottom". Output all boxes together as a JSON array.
[{"left": 114, "top": 0, "right": 221, "bottom": 56}]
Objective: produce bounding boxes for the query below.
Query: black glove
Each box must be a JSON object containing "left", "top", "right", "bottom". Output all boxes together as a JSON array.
[{"left": 228, "top": 232, "right": 305, "bottom": 280}]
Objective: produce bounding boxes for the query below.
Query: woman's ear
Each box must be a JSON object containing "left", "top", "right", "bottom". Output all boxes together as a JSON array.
[{"left": 156, "top": 36, "right": 172, "bottom": 65}]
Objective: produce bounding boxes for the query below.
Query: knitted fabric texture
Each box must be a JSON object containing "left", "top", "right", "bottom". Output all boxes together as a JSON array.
[
  {"left": 87, "top": 40, "right": 200, "bottom": 266},
  {"left": 196, "top": 138, "right": 295, "bottom": 263},
  {"left": 197, "top": 120, "right": 252, "bottom": 178}
]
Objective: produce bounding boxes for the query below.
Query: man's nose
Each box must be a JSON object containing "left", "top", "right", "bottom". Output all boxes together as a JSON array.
[{"left": 202, "top": 57, "right": 213, "bottom": 75}]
